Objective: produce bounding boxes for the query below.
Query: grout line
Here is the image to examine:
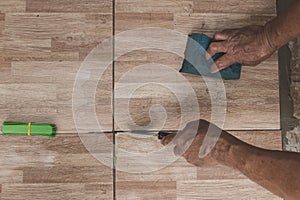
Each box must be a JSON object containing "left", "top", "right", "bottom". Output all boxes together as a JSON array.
[
  {"left": 108, "top": 2, "right": 282, "bottom": 198},
  {"left": 112, "top": 0, "right": 116, "bottom": 198}
]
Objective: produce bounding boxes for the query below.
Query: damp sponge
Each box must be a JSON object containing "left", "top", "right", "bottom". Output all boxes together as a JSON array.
[{"left": 179, "top": 33, "right": 242, "bottom": 80}]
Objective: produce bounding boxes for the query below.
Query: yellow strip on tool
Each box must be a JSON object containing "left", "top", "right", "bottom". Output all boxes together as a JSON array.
[{"left": 28, "top": 122, "right": 31, "bottom": 136}]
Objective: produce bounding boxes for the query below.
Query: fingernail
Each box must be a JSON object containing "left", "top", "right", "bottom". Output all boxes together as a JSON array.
[
  {"left": 217, "top": 61, "right": 224, "bottom": 67},
  {"left": 210, "top": 64, "right": 220, "bottom": 73}
]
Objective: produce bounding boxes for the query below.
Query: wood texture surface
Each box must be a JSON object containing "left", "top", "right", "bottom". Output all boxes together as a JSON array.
[
  {"left": 116, "top": 0, "right": 193, "bottom": 13},
  {"left": 174, "top": 13, "right": 274, "bottom": 36},
  {"left": 0, "top": 134, "right": 113, "bottom": 199},
  {"left": 0, "top": 0, "right": 283, "bottom": 199},
  {"left": 0, "top": 0, "right": 279, "bottom": 133},
  {"left": 0, "top": 3, "right": 112, "bottom": 133},
  {"left": 26, "top": 0, "right": 111, "bottom": 13},
  {"left": 0, "top": 1, "right": 26, "bottom": 12},
  {"left": 116, "top": 130, "right": 282, "bottom": 200},
  {"left": 114, "top": 52, "right": 279, "bottom": 131},
  {"left": 113, "top": 5, "right": 280, "bottom": 200},
  {"left": 192, "top": 0, "right": 276, "bottom": 14},
  {"left": 114, "top": 1, "right": 279, "bottom": 131}
]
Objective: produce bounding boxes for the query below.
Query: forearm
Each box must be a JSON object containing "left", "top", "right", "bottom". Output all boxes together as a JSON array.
[
  {"left": 265, "top": 1, "right": 300, "bottom": 49},
  {"left": 213, "top": 132, "right": 300, "bottom": 199}
]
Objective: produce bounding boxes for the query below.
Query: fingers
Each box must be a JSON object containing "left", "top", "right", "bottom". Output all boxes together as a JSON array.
[
  {"left": 206, "top": 28, "right": 238, "bottom": 59},
  {"left": 161, "top": 126, "right": 194, "bottom": 147},
  {"left": 174, "top": 145, "right": 183, "bottom": 156},
  {"left": 211, "top": 54, "right": 236, "bottom": 73},
  {"left": 214, "top": 29, "right": 239, "bottom": 40},
  {"left": 213, "top": 32, "right": 230, "bottom": 41},
  {"left": 174, "top": 137, "right": 193, "bottom": 156},
  {"left": 162, "top": 120, "right": 203, "bottom": 156},
  {"left": 160, "top": 132, "right": 185, "bottom": 156},
  {"left": 161, "top": 133, "right": 176, "bottom": 146},
  {"left": 206, "top": 41, "right": 228, "bottom": 60},
  {"left": 161, "top": 132, "right": 192, "bottom": 157},
  {"left": 207, "top": 29, "right": 236, "bottom": 59}
]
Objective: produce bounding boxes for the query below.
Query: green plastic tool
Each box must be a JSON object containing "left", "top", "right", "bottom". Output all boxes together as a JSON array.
[{"left": 1, "top": 122, "right": 56, "bottom": 137}]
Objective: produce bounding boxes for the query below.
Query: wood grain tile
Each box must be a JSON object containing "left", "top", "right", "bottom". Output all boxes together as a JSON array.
[
  {"left": 0, "top": 134, "right": 113, "bottom": 166},
  {"left": 1, "top": 8, "right": 113, "bottom": 132},
  {"left": 0, "top": 0, "right": 25, "bottom": 12},
  {"left": 114, "top": 51, "right": 279, "bottom": 130},
  {"left": 0, "top": 13, "right": 4, "bottom": 21},
  {"left": 0, "top": 13, "right": 5, "bottom": 34},
  {"left": 117, "top": 181, "right": 176, "bottom": 199},
  {"left": 0, "top": 0, "right": 282, "bottom": 199},
  {"left": 1, "top": 183, "right": 112, "bottom": 200},
  {"left": 116, "top": 13, "right": 174, "bottom": 33},
  {"left": 174, "top": 13, "right": 275, "bottom": 35},
  {"left": 0, "top": 169, "right": 23, "bottom": 183},
  {"left": 116, "top": 0, "right": 193, "bottom": 13},
  {"left": 0, "top": 83, "right": 57, "bottom": 127},
  {"left": 177, "top": 179, "right": 281, "bottom": 200},
  {"left": 7, "top": 61, "right": 112, "bottom": 133},
  {"left": 0, "top": 134, "right": 113, "bottom": 199},
  {"left": 2, "top": 52, "right": 79, "bottom": 62},
  {"left": 0, "top": 62, "right": 11, "bottom": 83},
  {"left": 116, "top": 131, "right": 282, "bottom": 199},
  {"left": 23, "top": 166, "right": 112, "bottom": 183},
  {"left": 0, "top": 36, "right": 51, "bottom": 54},
  {"left": 116, "top": 132, "right": 197, "bottom": 181},
  {"left": 4, "top": 13, "right": 111, "bottom": 40},
  {"left": 193, "top": 0, "right": 276, "bottom": 14},
  {"left": 2, "top": 12, "right": 111, "bottom": 62},
  {"left": 26, "top": 0, "right": 111, "bottom": 13},
  {"left": 114, "top": 1, "right": 279, "bottom": 131}
]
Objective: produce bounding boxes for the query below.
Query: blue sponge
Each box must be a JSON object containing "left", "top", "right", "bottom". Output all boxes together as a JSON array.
[{"left": 179, "top": 33, "right": 242, "bottom": 80}]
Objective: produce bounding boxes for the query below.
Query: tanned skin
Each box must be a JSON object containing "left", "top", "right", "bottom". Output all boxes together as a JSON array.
[
  {"left": 162, "top": 119, "right": 300, "bottom": 200},
  {"left": 161, "top": 2, "right": 300, "bottom": 199},
  {"left": 206, "top": 1, "right": 300, "bottom": 73}
]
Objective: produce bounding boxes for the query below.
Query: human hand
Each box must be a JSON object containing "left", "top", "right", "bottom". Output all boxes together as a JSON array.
[
  {"left": 161, "top": 119, "right": 229, "bottom": 167},
  {"left": 206, "top": 25, "right": 276, "bottom": 73}
]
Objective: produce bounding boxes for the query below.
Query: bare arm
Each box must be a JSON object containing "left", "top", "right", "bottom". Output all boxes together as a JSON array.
[
  {"left": 217, "top": 133, "right": 300, "bottom": 200},
  {"left": 162, "top": 119, "right": 300, "bottom": 200},
  {"left": 207, "top": 1, "right": 300, "bottom": 72},
  {"left": 266, "top": 1, "right": 300, "bottom": 50}
]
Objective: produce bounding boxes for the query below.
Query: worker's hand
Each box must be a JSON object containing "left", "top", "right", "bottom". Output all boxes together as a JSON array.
[
  {"left": 206, "top": 25, "right": 276, "bottom": 73},
  {"left": 161, "top": 119, "right": 223, "bottom": 167}
]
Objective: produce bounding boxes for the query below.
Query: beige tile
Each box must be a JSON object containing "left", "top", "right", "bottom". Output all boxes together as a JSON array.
[
  {"left": 174, "top": 13, "right": 275, "bottom": 35},
  {"left": 0, "top": 0, "right": 25, "bottom": 12},
  {"left": 177, "top": 179, "right": 282, "bottom": 200},
  {"left": 193, "top": 0, "right": 276, "bottom": 14},
  {"left": 1, "top": 183, "right": 112, "bottom": 200},
  {"left": 116, "top": 0, "right": 193, "bottom": 13},
  {"left": 26, "top": 0, "right": 111, "bottom": 13},
  {"left": 116, "top": 130, "right": 282, "bottom": 199},
  {"left": 0, "top": 134, "right": 113, "bottom": 199}
]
